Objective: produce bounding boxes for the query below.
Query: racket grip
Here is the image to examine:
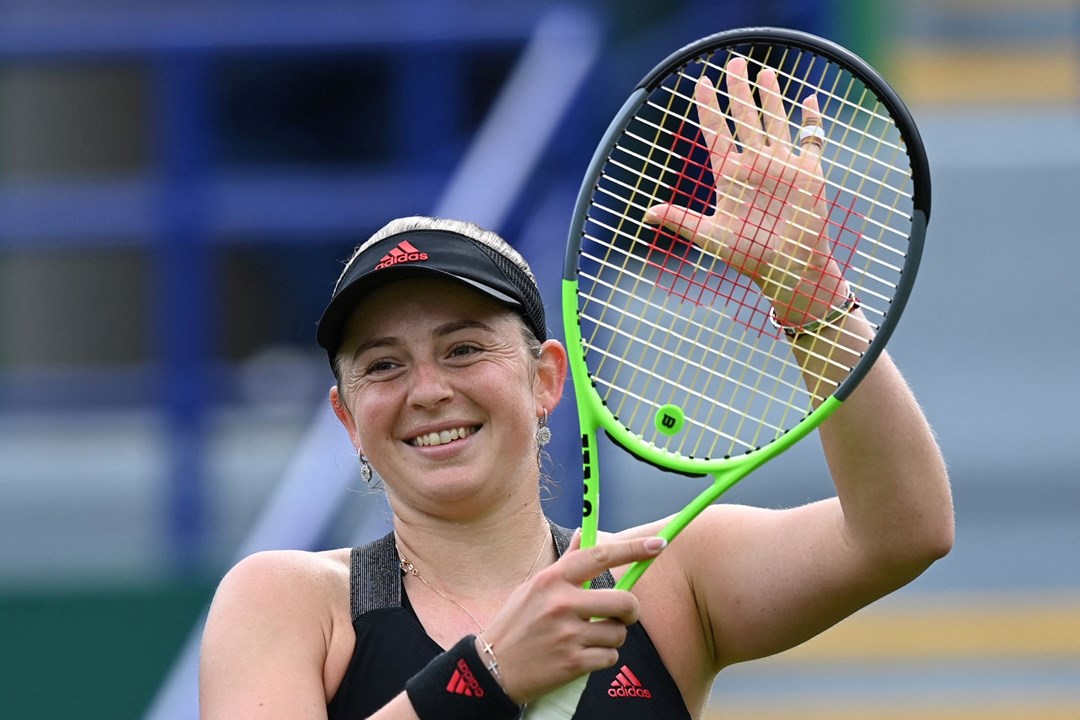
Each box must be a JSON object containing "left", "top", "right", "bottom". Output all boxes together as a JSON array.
[{"left": 522, "top": 673, "right": 588, "bottom": 720}]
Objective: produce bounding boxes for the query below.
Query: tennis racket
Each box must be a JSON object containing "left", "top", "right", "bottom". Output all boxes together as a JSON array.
[{"left": 525, "top": 26, "right": 930, "bottom": 718}]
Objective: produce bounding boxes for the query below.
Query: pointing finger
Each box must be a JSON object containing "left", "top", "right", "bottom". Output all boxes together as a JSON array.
[
  {"left": 558, "top": 536, "right": 667, "bottom": 587},
  {"left": 568, "top": 527, "right": 582, "bottom": 553}
]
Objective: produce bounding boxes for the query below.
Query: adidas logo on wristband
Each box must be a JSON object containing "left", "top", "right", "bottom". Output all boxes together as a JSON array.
[
  {"left": 446, "top": 658, "right": 485, "bottom": 698},
  {"left": 406, "top": 635, "right": 520, "bottom": 720}
]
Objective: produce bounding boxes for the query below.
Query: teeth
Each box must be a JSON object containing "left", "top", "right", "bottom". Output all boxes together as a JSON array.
[{"left": 412, "top": 426, "right": 476, "bottom": 447}]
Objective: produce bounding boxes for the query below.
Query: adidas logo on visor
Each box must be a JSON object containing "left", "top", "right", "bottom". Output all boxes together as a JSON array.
[{"left": 375, "top": 240, "right": 429, "bottom": 270}]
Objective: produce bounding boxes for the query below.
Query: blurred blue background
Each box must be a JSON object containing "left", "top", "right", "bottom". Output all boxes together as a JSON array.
[{"left": 1, "top": 1, "right": 1077, "bottom": 718}]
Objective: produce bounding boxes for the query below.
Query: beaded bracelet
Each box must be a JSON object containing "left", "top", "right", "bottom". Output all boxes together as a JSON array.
[
  {"left": 770, "top": 290, "right": 860, "bottom": 339},
  {"left": 405, "top": 634, "right": 522, "bottom": 720}
]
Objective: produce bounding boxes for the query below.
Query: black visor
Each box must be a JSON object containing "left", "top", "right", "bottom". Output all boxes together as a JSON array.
[{"left": 316, "top": 229, "right": 547, "bottom": 360}]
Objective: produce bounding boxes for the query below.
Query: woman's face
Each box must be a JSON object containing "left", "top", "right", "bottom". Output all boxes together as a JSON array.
[{"left": 332, "top": 277, "right": 557, "bottom": 518}]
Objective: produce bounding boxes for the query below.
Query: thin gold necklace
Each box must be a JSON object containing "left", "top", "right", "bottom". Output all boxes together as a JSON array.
[{"left": 397, "top": 528, "right": 550, "bottom": 633}]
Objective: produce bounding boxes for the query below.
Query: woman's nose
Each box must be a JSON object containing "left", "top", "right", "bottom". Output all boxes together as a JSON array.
[{"left": 406, "top": 359, "right": 453, "bottom": 408}]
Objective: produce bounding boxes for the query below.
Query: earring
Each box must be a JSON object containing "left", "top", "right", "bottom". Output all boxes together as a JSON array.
[
  {"left": 359, "top": 453, "right": 373, "bottom": 484},
  {"left": 536, "top": 408, "right": 552, "bottom": 448}
]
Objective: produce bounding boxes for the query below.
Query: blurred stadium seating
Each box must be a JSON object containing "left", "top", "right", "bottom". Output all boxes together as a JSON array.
[{"left": 1, "top": 1, "right": 1077, "bottom": 718}]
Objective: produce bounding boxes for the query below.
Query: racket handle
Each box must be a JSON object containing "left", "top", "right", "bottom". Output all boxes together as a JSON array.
[{"left": 522, "top": 673, "right": 588, "bottom": 719}]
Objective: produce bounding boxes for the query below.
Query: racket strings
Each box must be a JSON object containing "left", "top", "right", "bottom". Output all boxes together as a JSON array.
[
  {"left": 611, "top": 79, "right": 908, "bottom": 238},
  {"left": 578, "top": 319, "right": 820, "bottom": 446},
  {"left": 611, "top": 116, "right": 909, "bottom": 306},
  {"left": 691, "top": 46, "right": 911, "bottom": 315},
  {"left": 577, "top": 42, "right": 914, "bottom": 457},
  {"left": 633, "top": 96, "right": 911, "bottom": 242},
  {"left": 595, "top": 142, "right": 864, "bottom": 336},
  {"left": 576, "top": 254, "right": 851, "bottom": 396},
  {"left": 576, "top": 236, "right": 859, "bottom": 443},
  {"left": 582, "top": 68, "right": 700, "bottom": 413},
  {"left": 699, "top": 51, "right": 910, "bottom": 163},
  {"left": 624, "top": 102, "right": 909, "bottom": 226}
]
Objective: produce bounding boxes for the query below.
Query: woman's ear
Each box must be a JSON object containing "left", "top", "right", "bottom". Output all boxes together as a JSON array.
[
  {"left": 329, "top": 385, "right": 363, "bottom": 453},
  {"left": 534, "top": 339, "right": 569, "bottom": 415}
]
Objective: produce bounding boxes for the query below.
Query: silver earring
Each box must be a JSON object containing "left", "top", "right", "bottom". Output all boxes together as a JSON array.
[
  {"left": 359, "top": 453, "right": 373, "bottom": 484},
  {"left": 536, "top": 409, "right": 552, "bottom": 448}
]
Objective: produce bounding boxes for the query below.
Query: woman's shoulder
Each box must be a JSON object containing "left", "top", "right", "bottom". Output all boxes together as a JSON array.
[
  {"left": 201, "top": 548, "right": 357, "bottom": 711},
  {"left": 211, "top": 547, "right": 352, "bottom": 621},
  {"left": 227, "top": 546, "right": 351, "bottom": 581}
]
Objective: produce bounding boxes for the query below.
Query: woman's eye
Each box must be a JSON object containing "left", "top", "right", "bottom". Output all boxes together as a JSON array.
[
  {"left": 449, "top": 344, "right": 481, "bottom": 358},
  {"left": 364, "top": 359, "right": 398, "bottom": 375}
]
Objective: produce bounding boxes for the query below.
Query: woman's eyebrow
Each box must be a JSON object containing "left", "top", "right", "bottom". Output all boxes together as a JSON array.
[
  {"left": 349, "top": 335, "right": 401, "bottom": 360},
  {"left": 349, "top": 320, "right": 495, "bottom": 359},
  {"left": 432, "top": 319, "right": 497, "bottom": 337}
]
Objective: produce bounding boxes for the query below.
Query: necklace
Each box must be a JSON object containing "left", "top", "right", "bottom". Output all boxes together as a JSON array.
[{"left": 397, "top": 528, "right": 550, "bottom": 633}]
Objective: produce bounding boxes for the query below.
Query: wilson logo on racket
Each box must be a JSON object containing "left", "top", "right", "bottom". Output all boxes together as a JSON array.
[
  {"left": 445, "top": 658, "right": 485, "bottom": 698},
  {"left": 375, "top": 240, "right": 429, "bottom": 270},
  {"left": 607, "top": 665, "right": 652, "bottom": 699},
  {"left": 655, "top": 404, "right": 685, "bottom": 436}
]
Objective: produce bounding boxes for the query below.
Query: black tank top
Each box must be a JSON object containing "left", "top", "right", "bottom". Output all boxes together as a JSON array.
[{"left": 327, "top": 520, "right": 692, "bottom": 719}]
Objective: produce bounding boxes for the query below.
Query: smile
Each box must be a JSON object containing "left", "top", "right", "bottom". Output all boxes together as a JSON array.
[{"left": 410, "top": 426, "right": 479, "bottom": 448}]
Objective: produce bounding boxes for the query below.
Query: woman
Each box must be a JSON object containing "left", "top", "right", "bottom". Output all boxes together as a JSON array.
[{"left": 199, "top": 61, "right": 953, "bottom": 720}]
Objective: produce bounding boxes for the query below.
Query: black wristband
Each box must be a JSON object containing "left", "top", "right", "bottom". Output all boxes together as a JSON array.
[{"left": 405, "top": 635, "right": 522, "bottom": 720}]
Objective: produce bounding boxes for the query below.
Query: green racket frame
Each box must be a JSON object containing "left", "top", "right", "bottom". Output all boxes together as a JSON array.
[{"left": 560, "top": 25, "right": 930, "bottom": 592}]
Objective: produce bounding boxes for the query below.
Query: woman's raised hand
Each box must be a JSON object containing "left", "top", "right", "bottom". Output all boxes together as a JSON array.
[{"left": 644, "top": 57, "right": 849, "bottom": 326}]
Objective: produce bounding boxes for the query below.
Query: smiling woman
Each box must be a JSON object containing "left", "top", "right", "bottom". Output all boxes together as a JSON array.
[
  {"left": 197, "top": 214, "right": 952, "bottom": 720},
  {"left": 198, "top": 217, "right": 684, "bottom": 720},
  {"left": 328, "top": 276, "right": 556, "bottom": 522}
]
